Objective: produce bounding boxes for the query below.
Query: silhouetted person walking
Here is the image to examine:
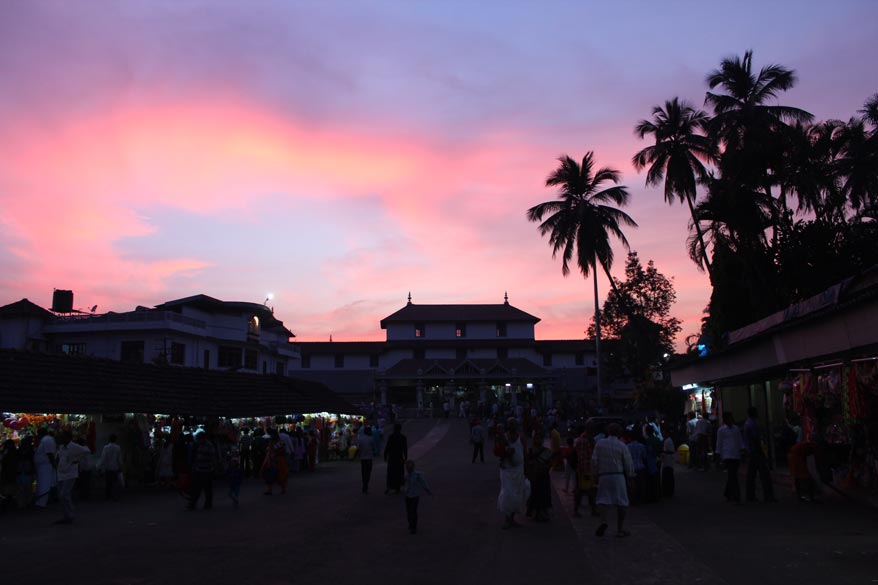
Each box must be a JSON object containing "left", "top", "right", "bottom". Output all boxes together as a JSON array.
[
  {"left": 384, "top": 423, "right": 408, "bottom": 494},
  {"left": 744, "top": 407, "right": 777, "bottom": 503},
  {"left": 187, "top": 430, "right": 217, "bottom": 510},
  {"left": 357, "top": 426, "right": 375, "bottom": 494},
  {"left": 97, "top": 434, "right": 122, "bottom": 501},
  {"left": 716, "top": 413, "right": 744, "bottom": 503},
  {"left": 470, "top": 420, "right": 485, "bottom": 463}
]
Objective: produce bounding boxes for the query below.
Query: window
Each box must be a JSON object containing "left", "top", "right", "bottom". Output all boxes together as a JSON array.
[
  {"left": 244, "top": 349, "right": 258, "bottom": 370},
  {"left": 575, "top": 352, "right": 584, "bottom": 366},
  {"left": 276, "top": 361, "right": 286, "bottom": 376},
  {"left": 496, "top": 322, "right": 507, "bottom": 337},
  {"left": 203, "top": 349, "right": 210, "bottom": 369},
  {"left": 218, "top": 345, "right": 242, "bottom": 369},
  {"left": 369, "top": 354, "right": 379, "bottom": 368},
  {"left": 543, "top": 353, "right": 553, "bottom": 367},
  {"left": 262, "top": 361, "right": 267, "bottom": 374},
  {"left": 170, "top": 342, "right": 185, "bottom": 365},
  {"left": 414, "top": 349, "right": 425, "bottom": 360},
  {"left": 335, "top": 354, "right": 344, "bottom": 368},
  {"left": 61, "top": 342, "right": 87, "bottom": 356},
  {"left": 120, "top": 340, "right": 144, "bottom": 364},
  {"left": 497, "top": 347, "right": 508, "bottom": 359},
  {"left": 456, "top": 348, "right": 467, "bottom": 360},
  {"left": 248, "top": 315, "right": 260, "bottom": 339},
  {"left": 455, "top": 323, "right": 466, "bottom": 338},
  {"left": 301, "top": 355, "right": 311, "bottom": 369},
  {"left": 415, "top": 323, "right": 425, "bottom": 338}
]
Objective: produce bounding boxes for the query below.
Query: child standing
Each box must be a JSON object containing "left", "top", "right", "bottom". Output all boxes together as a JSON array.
[
  {"left": 228, "top": 455, "right": 243, "bottom": 508},
  {"left": 404, "top": 459, "right": 432, "bottom": 535}
]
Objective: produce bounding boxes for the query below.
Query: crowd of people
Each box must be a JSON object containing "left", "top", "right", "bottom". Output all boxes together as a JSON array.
[
  {"left": 484, "top": 404, "right": 683, "bottom": 535},
  {"left": 1, "top": 398, "right": 835, "bottom": 536},
  {"left": 481, "top": 399, "right": 826, "bottom": 535},
  {"left": 0, "top": 421, "right": 334, "bottom": 522}
]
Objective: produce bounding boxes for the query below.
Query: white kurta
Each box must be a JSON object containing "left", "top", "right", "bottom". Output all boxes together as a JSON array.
[
  {"left": 497, "top": 439, "right": 526, "bottom": 515},
  {"left": 591, "top": 437, "right": 634, "bottom": 507},
  {"left": 34, "top": 435, "right": 57, "bottom": 507}
]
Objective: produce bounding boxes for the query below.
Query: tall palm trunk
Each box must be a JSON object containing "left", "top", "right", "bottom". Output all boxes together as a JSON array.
[
  {"left": 592, "top": 251, "right": 602, "bottom": 406},
  {"left": 686, "top": 193, "right": 713, "bottom": 279}
]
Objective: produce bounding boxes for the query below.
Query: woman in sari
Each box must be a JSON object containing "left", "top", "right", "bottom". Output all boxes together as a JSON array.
[
  {"left": 262, "top": 429, "right": 289, "bottom": 495},
  {"left": 497, "top": 419, "right": 526, "bottom": 529}
]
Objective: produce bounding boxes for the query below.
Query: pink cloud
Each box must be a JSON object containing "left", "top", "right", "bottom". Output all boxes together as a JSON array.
[{"left": 0, "top": 89, "right": 712, "bottom": 349}]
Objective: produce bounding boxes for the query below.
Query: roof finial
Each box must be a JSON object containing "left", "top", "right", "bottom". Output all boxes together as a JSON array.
[
  {"left": 329, "top": 334, "right": 333, "bottom": 342},
  {"left": 504, "top": 291, "right": 509, "bottom": 305},
  {"left": 407, "top": 291, "right": 412, "bottom": 305}
]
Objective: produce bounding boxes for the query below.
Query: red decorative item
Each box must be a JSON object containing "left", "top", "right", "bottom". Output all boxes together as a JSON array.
[{"left": 849, "top": 365, "right": 867, "bottom": 420}]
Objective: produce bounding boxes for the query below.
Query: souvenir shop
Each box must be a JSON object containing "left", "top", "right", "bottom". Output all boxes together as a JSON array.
[
  {"left": 2, "top": 409, "right": 365, "bottom": 484},
  {"left": 0, "top": 349, "right": 359, "bottom": 484},
  {"left": 781, "top": 358, "right": 878, "bottom": 492},
  {"left": 682, "top": 386, "right": 718, "bottom": 422}
]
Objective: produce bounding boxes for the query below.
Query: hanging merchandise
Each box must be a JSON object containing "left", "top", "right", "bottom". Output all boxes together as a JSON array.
[
  {"left": 845, "top": 367, "right": 868, "bottom": 422},
  {"left": 854, "top": 360, "right": 877, "bottom": 395},
  {"left": 683, "top": 394, "right": 696, "bottom": 415},
  {"left": 824, "top": 367, "right": 842, "bottom": 409},
  {"left": 802, "top": 372, "right": 817, "bottom": 404}
]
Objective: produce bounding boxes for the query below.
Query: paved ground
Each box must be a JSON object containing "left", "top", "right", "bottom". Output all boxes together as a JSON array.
[{"left": 2, "top": 418, "right": 876, "bottom": 585}]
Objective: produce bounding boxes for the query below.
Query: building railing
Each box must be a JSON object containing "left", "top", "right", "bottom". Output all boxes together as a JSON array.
[{"left": 51, "top": 311, "right": 207, "bottom": 329}]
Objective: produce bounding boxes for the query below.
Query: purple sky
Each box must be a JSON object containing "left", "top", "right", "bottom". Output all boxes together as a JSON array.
[{"left": 1, "top": 1, "right": 876, "bottom": 347}]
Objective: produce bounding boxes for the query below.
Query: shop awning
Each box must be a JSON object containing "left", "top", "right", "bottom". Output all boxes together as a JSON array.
[{"left": 0, "top": 350, "right": 356, "bottom": 417}]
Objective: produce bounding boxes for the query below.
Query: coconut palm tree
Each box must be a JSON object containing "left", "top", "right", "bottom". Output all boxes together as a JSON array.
[
  {"left": 527, "top": 152, "right": 637, "bottom": 402},
  {"left": 704, "top": 50, "right": 813, "bottom": 258},
  {"left": 633, "top": 97, "right": 715, "bottom": 275},
  {"left": 774, "top": 121, "right": 845, "bottom": 223},
  {"left": 834, "top": 94, "right": 878, "bottom": 219},
  {"left": 705, "top": 50, "right": 813, "bottom": 154}
]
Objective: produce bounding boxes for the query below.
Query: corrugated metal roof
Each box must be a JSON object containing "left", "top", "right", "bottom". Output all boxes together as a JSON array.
[{"left": 0, "top": 350, "right": 354, "bottom": 416}]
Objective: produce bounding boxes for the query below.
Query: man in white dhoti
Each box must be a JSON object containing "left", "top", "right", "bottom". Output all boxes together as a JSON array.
[
  {"left": 497, "top": 419, "right": 527, "bottom": 530},
  {"left": 591, "top": 423, "right": 635, "bottom": 537},
  {"left": 34, "top": 427, "right": 57, "bottom": 509}
]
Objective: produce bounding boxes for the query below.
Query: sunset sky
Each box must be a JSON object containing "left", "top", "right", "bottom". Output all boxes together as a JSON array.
[{"left": 1, "top": 1, "right": 876, "bottom": 348}]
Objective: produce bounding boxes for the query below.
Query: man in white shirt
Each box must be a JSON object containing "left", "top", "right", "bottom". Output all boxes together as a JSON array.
[
  {"left": 98, "top": 434, "right": 123, "bottom": 501},
  {"left": 55, "top": 431, "right": 91, "bottom": 524},
  {"left": 33, "top": 427, "right": 57, "bottom": 508},
  {"left": 279, "top": 429, "right": 294, "bottom": 468},
  {"left": 591, "top": 423, "right": 635, "bottom": 538},
  {"left": 715, "top": 413, "right": 744, "bottom": 503}
]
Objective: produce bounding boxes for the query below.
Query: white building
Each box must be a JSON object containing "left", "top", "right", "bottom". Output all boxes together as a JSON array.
[
  {"left": 292, "top": 294, "right": 606, "bottom": 408},
  {"left": 1, "top": 292, "right": 622, "bottom": 408},
  {"left": 0, "top": 294, "right": 299, "bottom": 376}
]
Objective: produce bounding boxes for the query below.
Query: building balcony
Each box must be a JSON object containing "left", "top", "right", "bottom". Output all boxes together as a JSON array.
[{"left": 43, "top": 311, "right": 208, "bottom": 334}]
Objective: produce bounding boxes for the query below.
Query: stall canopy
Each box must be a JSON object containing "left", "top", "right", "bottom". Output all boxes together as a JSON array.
[{"left": 0, "top": 350, "right": 357, "bottom": 417}]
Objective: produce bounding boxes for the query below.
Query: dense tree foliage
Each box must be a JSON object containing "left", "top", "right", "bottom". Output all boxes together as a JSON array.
[
  {"left": 587, "top": 253, "right": 681, "bottom": 404},
  {"left": 590, "top": 252, "right": 681, "bottom": 354},
  {"left": 634, "top": 51, "right": 878, "bottom": 349}
]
